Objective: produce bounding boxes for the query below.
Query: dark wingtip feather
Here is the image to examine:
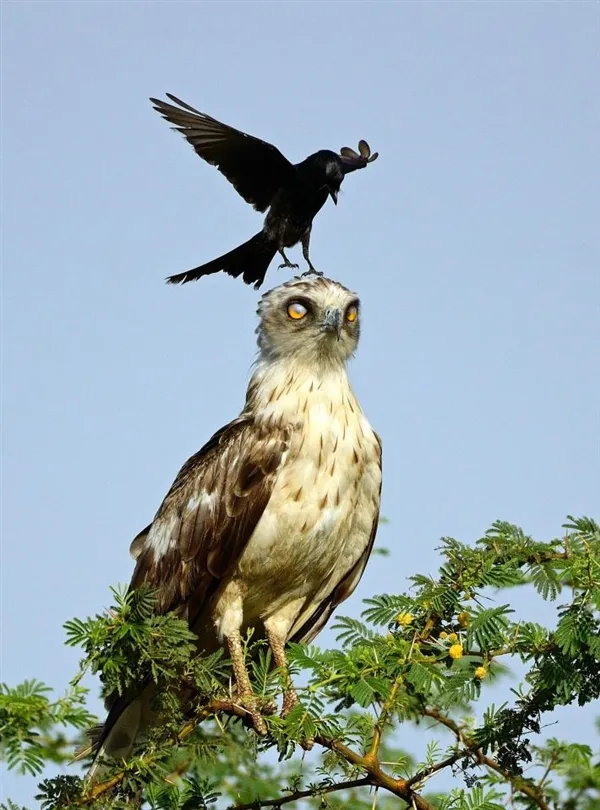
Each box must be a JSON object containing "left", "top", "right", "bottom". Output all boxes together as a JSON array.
[
  {"left": 164, "top": 93, "right": 204, "bottom": 116},
  {"left": 149, "top": 97, "right": 175, "bottom": 123},
  {"left": 165, "top": 273, "right": 188, "bottom": 285}
]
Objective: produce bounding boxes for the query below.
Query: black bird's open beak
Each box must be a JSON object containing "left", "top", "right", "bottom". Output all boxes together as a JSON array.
[
  {"left": 321, "top": 307, "right": 343, "bottom": 340},
  {"left": 329, "top": 188, "right": 338, "bottom": 205}
]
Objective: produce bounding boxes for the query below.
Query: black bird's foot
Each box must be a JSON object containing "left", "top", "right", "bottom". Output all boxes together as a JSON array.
[
  {"left": 278, "top": 249, "right": 299, "bottom": 271},
  {"left": 301, "top": 264, "right": 324, "bottom": 278}
]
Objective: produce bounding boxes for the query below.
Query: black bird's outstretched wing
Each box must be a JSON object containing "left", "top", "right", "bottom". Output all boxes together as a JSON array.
[{"left": 150, "top": 94, "right": 296, "bottom": 212}]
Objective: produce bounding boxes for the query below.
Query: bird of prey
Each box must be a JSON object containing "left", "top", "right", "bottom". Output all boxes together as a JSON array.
[
  {"left": 150, "top": 94, "right": 378, "bottom": 288},
  {"left": 89, "top": 275, "right": 382, "bottom": 777}
]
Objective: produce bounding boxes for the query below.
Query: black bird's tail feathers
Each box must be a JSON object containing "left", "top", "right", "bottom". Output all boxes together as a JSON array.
[{"left": 167, "top": 231, "right": 277, "bottom": 289}]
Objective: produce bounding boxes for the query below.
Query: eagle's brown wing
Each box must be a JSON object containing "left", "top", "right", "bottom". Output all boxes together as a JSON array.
[
  {"left": 291, "top": 433, "right": 383, "bottom": 644},
  {"left": 130, "top": 416, "right": 288, "bottom": 619},
  {"left": 87, "top": 417, "right": 288, "bottom": 777},
  {"left": 150, "top": 94, "right": 296, "bottom": 213}
]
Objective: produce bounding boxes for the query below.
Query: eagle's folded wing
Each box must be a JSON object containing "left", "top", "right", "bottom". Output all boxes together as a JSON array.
[
  {"left": 87, "top": 418, "right": 288, "bottom": 776},
  {"left": 129, "top": 416, "right": 289, "bottom": 620}
]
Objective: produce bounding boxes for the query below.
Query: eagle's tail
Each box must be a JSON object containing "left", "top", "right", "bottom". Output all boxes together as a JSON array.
[
  {"left": 166, "top": 231, "right": 277, "bottom": 289},
  {"left": 86, "top": 690, "right": 152, "bottom": 781}
]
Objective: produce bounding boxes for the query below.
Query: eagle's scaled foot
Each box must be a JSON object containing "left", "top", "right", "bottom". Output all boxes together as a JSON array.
[
  {"left": 236, "top": 693, "right": 268, "bottom": 736},
  {"left": 281, "top": 688, "right": 300, "bottom": 718},
  {"left": 281, "top": 691, "right": 314, "bottom": 750},
  {"left": 226, "top": 631, "right": 269, "bottom": 736},
  {"left": 300, "top": 736, "right": 315, "bottom": 751},
  {"left": 264, "top": 622, "right": 312, "bottom": 747}
]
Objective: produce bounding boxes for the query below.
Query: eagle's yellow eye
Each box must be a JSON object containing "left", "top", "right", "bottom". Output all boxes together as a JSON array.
[
  {"left": 287, "top": 302, "right": 307, "bottom": 320},
  {"left": 346, "top": 305, "right": 358, "bottom": 323}
]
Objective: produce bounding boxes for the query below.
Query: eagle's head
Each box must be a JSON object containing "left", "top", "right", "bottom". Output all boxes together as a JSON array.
[{"left": 256, "top": 275, "right": 360, "bottom": 367}]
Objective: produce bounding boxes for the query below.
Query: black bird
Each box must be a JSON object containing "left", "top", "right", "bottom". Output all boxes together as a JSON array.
[{"left": 150, "top": 94, "right": 378, "bottom": 289}]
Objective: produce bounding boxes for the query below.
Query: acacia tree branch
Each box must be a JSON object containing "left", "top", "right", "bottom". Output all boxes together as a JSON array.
[
  {"left": 81, "top": 699, "right": 436, "bottom": 810},
  {"left": 367, "top": 678, "right": 401, "bottom": 761},
  {"left": 78, "top": 696, "right": 560, "bottom": 810},
  {"left": 82, "top": 699, "right": 250, "bottom": 802},
  {"left": 536, "top": 751, "right": 558, "bottom": 790},
  {"left": 406, "top": 748, "right": 471, "bottom": 788},
  {"left": 367, "top": 624, "right": 435, "bottom": 764},
  {"left": 476, "top": 752, "right": 551, "bottom": 810},
  {"left": 421, "top": 707, "right": 551, "bottom": 810},
  {"left": 229, "top": 777, "right": 372, "bottom": 810},
  {"left": 310, "top": 730, "right": 436, "bottom": 810},
  {"left": 84, "top": 698, "right": 561, "bottom": 810}
]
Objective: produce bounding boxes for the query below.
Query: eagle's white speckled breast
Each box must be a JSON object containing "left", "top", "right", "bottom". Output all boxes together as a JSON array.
[{"left": 229, "top": 364, "right": 381, "bottom": 624}]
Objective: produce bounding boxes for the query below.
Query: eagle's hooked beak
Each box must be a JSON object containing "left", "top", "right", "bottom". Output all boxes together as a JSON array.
[
  {"left": 321, "top": 307, "right": 343, "bottom": 340},
  {"left": 328, "top": 187, "right": 338, "bottom": 205}
]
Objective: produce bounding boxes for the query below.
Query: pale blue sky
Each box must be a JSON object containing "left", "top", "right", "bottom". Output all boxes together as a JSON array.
[{"left": 2, "top": 1, "right": 599, "bottom": 804}]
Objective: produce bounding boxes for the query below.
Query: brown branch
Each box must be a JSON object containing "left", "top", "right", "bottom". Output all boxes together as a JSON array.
[
  {"left": 421, "top": 707, "right": 551, "bottom": 810},
  {"left": 313, "top": 732, "right": 434, "bottom": 810},
  {"left": 476, "top": 753, "right": 551, "bottom": 810},
  {"left": 79, "top": 697, "right": 557, "bottom": 810},
  {"left": 367, "top": 678, "right": 401, "bottom": 760},
  {"left": 81, "top": 698, "right": 436, "bottom": 810},
  {"left": 406, "top": 748, "right": 471, "bottom": 788},
  {"left": 229, "top": 777, "right": 371, "bottom": 810},
  {"left": 82, "top": 699, "right": 251, "bottom": 802},
  {"left": 537, "top": 751, "right": 558, "bottom": 790},
  {"left": 367, "top": 626, "right": 433, "bottom": 763},
  {"left": 423, "top": 707, "right": 463, "bottom": 737}
]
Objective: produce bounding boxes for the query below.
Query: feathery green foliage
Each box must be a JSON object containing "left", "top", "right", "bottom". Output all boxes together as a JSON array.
[{"left": 2, "top": 516, "right": 599, "bottom": 810}]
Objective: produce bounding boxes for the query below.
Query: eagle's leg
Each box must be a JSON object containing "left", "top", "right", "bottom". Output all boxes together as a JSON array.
[
  {"left": 225, "top": 630, "right": 268, "bottom": 735},
  {"left": 265, "top": 622, "right": 314, "bottom": 751},
  {"left": 278, "top": 249, "right": 299, "bottom": 271},
  {"left": 264, "top": 624, "right": 299, "bottom": 717}
]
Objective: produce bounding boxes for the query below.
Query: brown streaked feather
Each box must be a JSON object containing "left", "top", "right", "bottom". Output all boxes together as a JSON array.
[
  {"left": 150, "top": 94, "right": 295, "bottom": 213},
  {"left": 129, "top": 417, "right": 288, "bottom": 619},
  {"left": 91, "top": 418, "right": 282, "bottom": 767},
  {"left": 291, "top": 432, "right": 383, "bottom": 644},
  {"left": 129, "top": 525, "right": 151, "bottom": 560}
]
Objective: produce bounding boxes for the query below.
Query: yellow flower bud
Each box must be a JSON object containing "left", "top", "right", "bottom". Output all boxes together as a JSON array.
[
  {"left": 395, "top": 612, "right": 414, "bottom": 627},
  {"left": 448, "top": 632, "right": 458, "bottom": 643},
  {"left": 474, "top": 666, "right": 488, "bottom": 679},
  {"left": 458, "top": 612, "right": 470, "bottom": 627},
  {"left": 448, "top": 643, "right": 463, "bottom": 660},
  {"left": 439, "top": 631, "right": 448, "bottom": 640}
]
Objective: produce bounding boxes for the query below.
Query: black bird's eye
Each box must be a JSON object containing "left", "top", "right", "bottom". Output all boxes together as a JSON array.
[{"left": 287, "top": 301, "right": 308, "bottom": 320}]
